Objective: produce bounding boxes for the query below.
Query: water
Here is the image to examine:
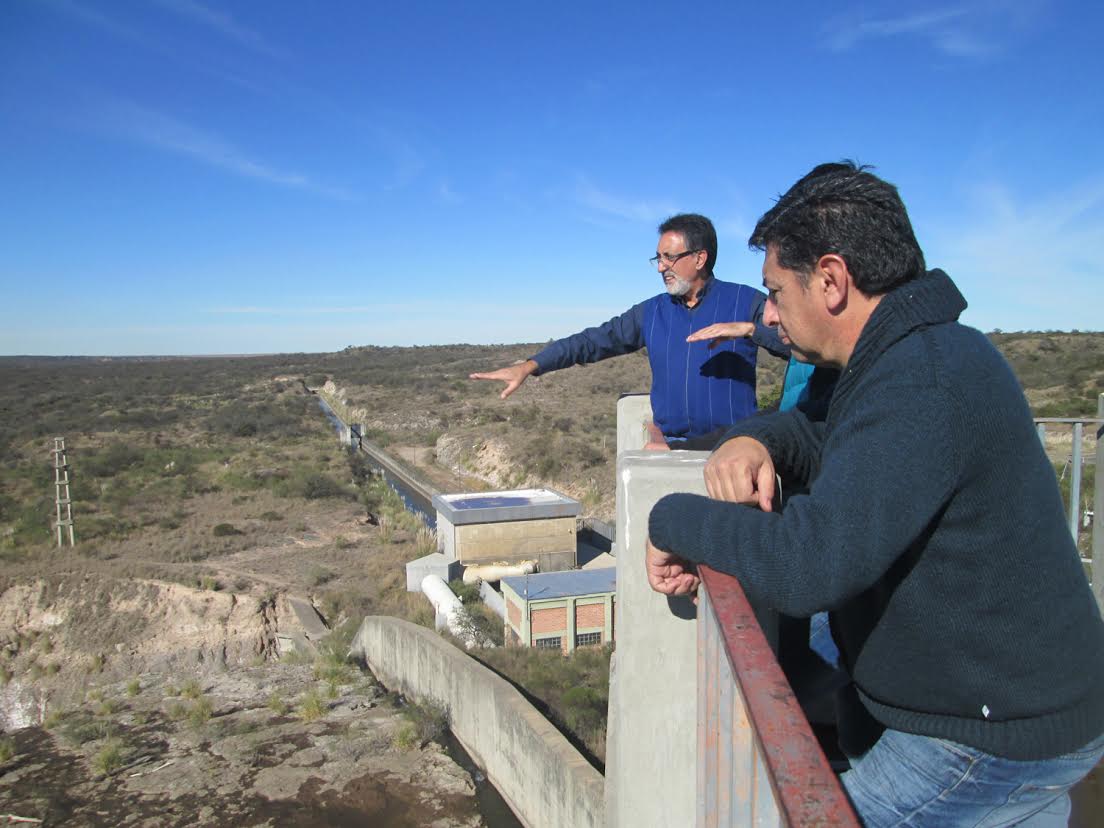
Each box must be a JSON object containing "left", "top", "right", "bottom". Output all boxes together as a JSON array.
[
  {"left": 440, "top": 731, "right": 523, "bottom": 828},
  {"left": 314, "top": 397, "right": 435, "bottom": 528}
]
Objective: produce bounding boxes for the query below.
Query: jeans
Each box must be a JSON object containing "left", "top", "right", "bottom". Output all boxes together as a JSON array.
[
  {"left": 809, "top": 610, "right": 840, "bottom": 668},
  {"left": 840, "top": 727, "right": 1104, "bottom": 827}
]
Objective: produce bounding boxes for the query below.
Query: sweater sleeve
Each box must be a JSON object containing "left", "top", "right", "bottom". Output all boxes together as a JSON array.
[
  {"left": 529, "top": 302, "right": 645, "bottom": 374},
  {"left": 718, "top": 409, "right": 826, "bottom": 486},
  {"left": 747, "top": 292, "right": 790, "bottom": 359},
  {"left": 649, "top": 380, "right": 959, "bottom": 617}
]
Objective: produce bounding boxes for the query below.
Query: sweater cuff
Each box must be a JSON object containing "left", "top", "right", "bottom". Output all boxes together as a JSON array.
[{"left": 649, "top": 492, "right": 709, "bottom": 562}]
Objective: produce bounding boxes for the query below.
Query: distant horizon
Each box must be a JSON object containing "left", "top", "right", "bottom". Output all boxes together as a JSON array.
[
  {"left": 4, "top": 1, "right": 1103, "bottom": 354},
  {"left": 4, "top": 328, "right": 1104, "bottom": 361}
]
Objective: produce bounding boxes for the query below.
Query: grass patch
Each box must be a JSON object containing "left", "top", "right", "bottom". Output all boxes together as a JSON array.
[
  {"left": 187, "top": 696, "right": 214, "bottom": 727},
  {"left": 92, "top": 738, "right": 125, "bottom": 776},
  {"left": 297, "top": 689, "right": 326, "bottom": 722},
  {"left": 267, "top": 693, "right": 290, "bottom": 716},
  {"left": 180, "top": 678, "right": 203, "bottom": 699}
]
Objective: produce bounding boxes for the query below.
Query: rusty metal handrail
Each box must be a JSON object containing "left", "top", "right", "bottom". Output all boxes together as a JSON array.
[{"left": 698, "top": 565, "right": 859, "bottom": 827}]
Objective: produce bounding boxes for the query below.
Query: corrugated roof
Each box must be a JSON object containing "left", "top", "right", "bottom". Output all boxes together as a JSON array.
[{"left": 501, "top": 568, "right": 616, "bottom": 600}]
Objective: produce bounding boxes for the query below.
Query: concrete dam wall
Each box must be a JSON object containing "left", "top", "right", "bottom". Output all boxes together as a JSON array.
[{"left": 351, "top": 616, "right": 604, "bottom": 828}]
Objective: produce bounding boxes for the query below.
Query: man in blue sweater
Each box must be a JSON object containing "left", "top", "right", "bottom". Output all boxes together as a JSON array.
[
  {"left": 646, "top": 163, "right": 1104, "bottom": 825},
  {"left": 470, "top": 213, "right": 789, "bottom": 445}
]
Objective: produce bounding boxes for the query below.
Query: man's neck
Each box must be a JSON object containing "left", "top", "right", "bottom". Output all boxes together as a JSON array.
[{"left": 683, "top": 273, "right": 712, "bottom": 307}]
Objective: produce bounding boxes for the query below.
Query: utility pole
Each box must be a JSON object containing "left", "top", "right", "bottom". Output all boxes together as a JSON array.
[{"left": 52, "top": 437, "right": 75, "bottom": 547}]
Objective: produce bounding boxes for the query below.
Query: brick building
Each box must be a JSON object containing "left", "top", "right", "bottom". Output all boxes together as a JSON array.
[{"left": 501, "top": 568, "right": 616, "bottom": 653}]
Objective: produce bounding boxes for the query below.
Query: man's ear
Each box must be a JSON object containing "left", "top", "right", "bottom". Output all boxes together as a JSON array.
[
  {"left": 817, "top": 254, "right": 851, "bottom": 314},
  {"left": 693, "top": 248, "right": 710, "bottom": 274}
]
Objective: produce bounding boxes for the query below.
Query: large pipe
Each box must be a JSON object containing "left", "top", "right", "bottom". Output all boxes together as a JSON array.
[
  {"left": 462, "top": 560, "right": 538, "bottom": 585},
  {"left": 420, "top": 574, "right": 475, "bottom": 648}
]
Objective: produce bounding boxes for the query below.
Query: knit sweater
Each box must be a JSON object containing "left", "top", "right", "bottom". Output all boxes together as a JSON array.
[
  {"left": 530, "top": 277, "right": 788, "bottom": 440},
  {"left": 649, "top": 269, "right": 1104, "bottom": 760}
]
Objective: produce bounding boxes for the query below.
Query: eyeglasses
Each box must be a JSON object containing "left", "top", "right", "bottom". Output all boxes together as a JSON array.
[{"left": 649, "top": 249, "right": 701, "bottom": 267}]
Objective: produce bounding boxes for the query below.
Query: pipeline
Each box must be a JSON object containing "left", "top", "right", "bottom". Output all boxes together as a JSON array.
[
  {"left": 461, "top": 560, "right": 538, "bottom": 585},
  {"left": 420, "top": 574, "right": 476, "bottom": 649}
]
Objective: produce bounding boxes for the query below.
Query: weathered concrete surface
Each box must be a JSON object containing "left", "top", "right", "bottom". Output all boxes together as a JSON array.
[
  {"left": 606, "top": 450, "right": 709, "bottom": 828},
  {"left": 452, "top": 518, "right": 577, "bottom": 566},
  {"left": 615, "top": 395, "right": 653, "bottom": 455},
  {"left": 405, "top": 552, "right": 462, "bottom": 593},
  {"left": 352, "top": 616, "right": 604, "bottom": 828},
  {"left": 286, "top": 596, "right": 329, "bottom": 641}
]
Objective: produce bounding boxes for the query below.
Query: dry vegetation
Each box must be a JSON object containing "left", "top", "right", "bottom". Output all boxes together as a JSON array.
[{"left": 0, "top": 330, "right": 1099, "bottom": 781}]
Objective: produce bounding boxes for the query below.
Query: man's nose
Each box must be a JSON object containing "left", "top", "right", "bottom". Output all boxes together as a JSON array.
[{"left": 763, "top": 298, "right": 779, "bottom": 326}]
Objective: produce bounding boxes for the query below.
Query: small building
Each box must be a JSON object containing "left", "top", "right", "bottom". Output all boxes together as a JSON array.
[
  {"left": 432, "top": 488, "right": 579, "bottom": 572},
  {"left": 501, "top": 569, "right": 616, "bottom": 653}
]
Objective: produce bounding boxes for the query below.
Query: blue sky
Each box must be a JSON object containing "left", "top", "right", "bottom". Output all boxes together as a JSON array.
[{"left": 2, "top": 0, "right": 1102, "bottom": 355}]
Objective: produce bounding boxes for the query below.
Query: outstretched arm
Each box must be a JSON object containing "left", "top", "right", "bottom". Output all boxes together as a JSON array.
[
  {"left": 685, "top": 321, "right": 756, "bottom": 349},
  {"left": 748, "top": 293, "right": 790, "bottom": 358},
  {"left": 469, "top": 359, "right": 539, "bottom": 400}
]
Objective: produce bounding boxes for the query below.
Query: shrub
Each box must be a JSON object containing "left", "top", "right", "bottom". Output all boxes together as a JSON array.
[
  {"left": 301, "top": 473, "right": 348, "bottom": 500},
  {"left": 95, "top": 698, "right": 121, "bottom": 717},
  {"left": 267, "top": 693, "right": 290, "bottom": 716},
  {"left": 297, "top": 690, "right": 326, "bottom": 722},
  {"left": 126, "top": 679, "right": 140, "bottom": 697},
  {"left": 180, "top": 679, "right": 203, "bottom": 699},
  {"left": 85, "top": 443, "right": 145, "bottom": 478},
  {"left": 0, "top": 736, "right": 14, "bottom": 763},
  {"left": 448, "top": 579, "right": 480, "bottom": 605},
  {"left": 307, "top": 565, "right": 336, "bottom": 588},
  {"left": 392, "top": 721, "right": 419, "bottom": 750},
  {"left": 92, "top": 738, "right": 125, "bottom": 776},
  {"left": 398, "top": 699, "right": 448, "bottom": 748},
  {"left": 187, "top": 696, "right": 213, "bottom": 727},
  {"left": 212, "top": 523, "right": 242, "bottom": 537}
]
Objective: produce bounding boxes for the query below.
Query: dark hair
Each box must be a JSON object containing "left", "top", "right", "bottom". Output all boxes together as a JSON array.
[
  {"left": 659, "top": 213, "right": 718, "bottom": 274},
  {"left": 748, "top": 161, "right": 925, "bottom": 295}
]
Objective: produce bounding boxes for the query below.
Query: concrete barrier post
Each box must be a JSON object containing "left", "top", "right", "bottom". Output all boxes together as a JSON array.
[
  {"left": 615, "top": 395, "right": 653, "bottom": 455},
  {"left": 606, "top": 449, "right": 709, "bottom": 828}
]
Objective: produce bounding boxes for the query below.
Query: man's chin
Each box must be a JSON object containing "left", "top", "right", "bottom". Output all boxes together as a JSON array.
[{"left": 664, "top": 278, "right": 692, "bottom": 297}]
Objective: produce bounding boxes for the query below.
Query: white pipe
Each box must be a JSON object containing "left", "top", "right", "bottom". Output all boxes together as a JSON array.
[
  {"left": 462, "top": 560, "right": 538, "bottom": 585},
  {"left": 420, "top": 574, "right": 475, "bottom": 648}
]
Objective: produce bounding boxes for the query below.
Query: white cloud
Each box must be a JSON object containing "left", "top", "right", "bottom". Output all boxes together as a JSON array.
[
  {"left": 928, "top": 176, "right": 1104, "bottom": 331},
  {"left": 825, "top": 1, "right": 1045, "bottom": 57},
  {"left": 573, "top": 175, "right": 676, "bottom": 224},
  {"left": 87, "top": 98, "right": 354, "bottom": 200},
  {"left": 151, "top": 0, "right": 284, "bottom": 58}
]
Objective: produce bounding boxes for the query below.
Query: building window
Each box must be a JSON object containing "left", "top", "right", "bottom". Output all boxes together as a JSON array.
[
  {"left": 575, "top": 632, "right": 601, "bottom": 648},
  {"left": 535, "top": 636, "right": 562, "bottom": 651}
]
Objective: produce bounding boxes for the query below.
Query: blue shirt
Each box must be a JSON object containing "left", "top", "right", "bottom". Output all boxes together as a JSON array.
[{"left": 530, "top": 277, "right": 788, "bottom": 440}]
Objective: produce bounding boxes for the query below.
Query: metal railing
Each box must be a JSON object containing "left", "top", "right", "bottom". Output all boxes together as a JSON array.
[
  {"left": 697, "top": 566, "right": 858, "bottom": 826},
  {"left": 1034, "top": 393, "right": 1103, "bottom": 608},
  {"left": 607, "top": 395, "right": 857, "bottom": 826}
]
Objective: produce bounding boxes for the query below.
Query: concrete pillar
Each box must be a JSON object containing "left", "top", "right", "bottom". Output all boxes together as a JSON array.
[
  {"left": 1094, "top": 394, "right": 1103, "bottom": 612},
  {"left": 606, "top": 449, "right": 709, "bottom": 828},
  {"left": 616, "top": 394, "right": 653, "bottom": 456}
]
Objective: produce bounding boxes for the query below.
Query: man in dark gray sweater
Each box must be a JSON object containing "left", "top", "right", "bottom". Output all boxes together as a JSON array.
[{"left": 645, "top": 161, "right": 1104, "bottom": 826}]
